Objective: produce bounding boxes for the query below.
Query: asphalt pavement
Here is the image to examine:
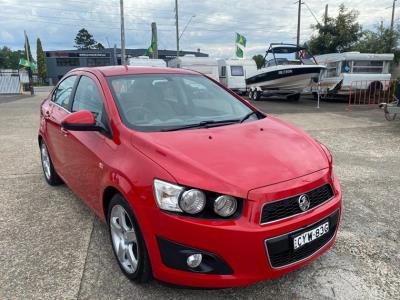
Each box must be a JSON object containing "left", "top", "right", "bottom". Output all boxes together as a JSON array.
[{"left": 0, "top": 93, "right": 399, "bottom": 299}]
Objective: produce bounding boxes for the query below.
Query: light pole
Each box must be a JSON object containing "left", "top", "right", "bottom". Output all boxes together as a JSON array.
[
  {"left": 120, "top": 0, "right": 126, "bottom": 65},
  {"left": 175, "top": 0, "right": 179, "bottom": 57}
]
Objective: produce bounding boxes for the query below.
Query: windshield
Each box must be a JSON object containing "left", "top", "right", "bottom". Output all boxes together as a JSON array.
[{"left": 107, "top": 74, "right": 259, "bottom": 132}]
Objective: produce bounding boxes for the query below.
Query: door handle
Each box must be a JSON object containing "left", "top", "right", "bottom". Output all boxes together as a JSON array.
[
  {"left": 60, "top": 127, "right": 69, "bottom": 137},
  {"left": 44, "top": 110, "right": 51, "bottom": 119}
]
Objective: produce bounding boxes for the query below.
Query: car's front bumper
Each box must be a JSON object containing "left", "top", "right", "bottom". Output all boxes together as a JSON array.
[{"left": 134, "top": 170, "right": 342, "bottom": 288}]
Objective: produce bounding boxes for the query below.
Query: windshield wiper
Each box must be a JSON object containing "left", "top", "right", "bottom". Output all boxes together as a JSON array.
[
  {"left": 161, "top": 119, "right": 240, "bottom": 132},
  {"left": 240, "top": 111, "right": 258, "bottom": 123}
]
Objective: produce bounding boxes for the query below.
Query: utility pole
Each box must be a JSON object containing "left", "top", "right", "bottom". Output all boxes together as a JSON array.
[
  {"left": 324, "top": 4, "right": 328, "bottom": 26},
  {"left": 391, "top": 0, "right": 396, "bottom": 32},
  {"left": 390, "top": 0, "right": 397, "bottom": 49},
  {"left": 175, "top": 0, "right": 180, "bottom": 57},
  {"left": 151, "top": 22, "right": 158, "bottom": 59},
  {"left": 120, "top": 0, "right": 126, "bottom": 65},
  {"left": 296, "top": 1, "right": 302, "bottom": 47}
]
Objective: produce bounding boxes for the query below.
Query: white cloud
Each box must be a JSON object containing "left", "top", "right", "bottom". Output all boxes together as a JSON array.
[{"left": 0, "top": 0, "right": 396, "bottom": 58}]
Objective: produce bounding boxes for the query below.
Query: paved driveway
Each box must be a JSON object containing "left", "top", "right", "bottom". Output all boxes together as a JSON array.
[{"left": 0, "top": 94, "right": 399, "bottom": 299}]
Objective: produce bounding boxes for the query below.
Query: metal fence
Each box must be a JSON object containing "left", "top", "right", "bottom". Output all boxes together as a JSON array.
[
  {"left": 348, "top": 80, "right": 395, "bottom": 107},
  {"left": 0, "top": 70, "right": 22, "bottom": 94}
]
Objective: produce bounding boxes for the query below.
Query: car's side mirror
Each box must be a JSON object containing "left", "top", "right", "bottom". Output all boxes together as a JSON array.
[{"left": 61, "top": 110, "right": 101, "bottom": 132}]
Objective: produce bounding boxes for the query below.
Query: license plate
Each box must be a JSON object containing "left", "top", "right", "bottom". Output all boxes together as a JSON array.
[{"left": 293, "top": 222, "right": 329, "bottom": 250}]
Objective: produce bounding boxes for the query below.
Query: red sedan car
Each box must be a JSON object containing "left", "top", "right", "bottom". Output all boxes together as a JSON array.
[{"left": 38, "top": 66, "right": 342, "bottom": 288}]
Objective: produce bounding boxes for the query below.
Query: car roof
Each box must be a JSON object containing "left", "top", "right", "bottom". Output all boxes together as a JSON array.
[{"left": 75, "top": 66, "right": 200, "bottom": 77}]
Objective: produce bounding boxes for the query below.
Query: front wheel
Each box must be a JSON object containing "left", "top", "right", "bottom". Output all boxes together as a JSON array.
[
  {"left": 248, "top": 90, "right": 253, "bottom": 99},
  {"left": 108, "top": 194, "right": 152, "bottom": 283}
]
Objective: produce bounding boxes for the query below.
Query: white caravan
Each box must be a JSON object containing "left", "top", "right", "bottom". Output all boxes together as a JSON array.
[
  {"left": 217, "top": 58, "right": 257, "bottom": 94},
  {"left": 128, "top": 56, "right": 167, "bottom": 68},
  {"left": 315, "top": 52, "right": 394, "bottom": 96},
  {"left": 167, "top": 55, "right": 219, "bottom": 81}
]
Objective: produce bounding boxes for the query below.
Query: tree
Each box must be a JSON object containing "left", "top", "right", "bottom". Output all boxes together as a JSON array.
[
  {"left": 74, "top": 28, "right": 98, "bottom": 50},
  {"left": 252, "top": 54, "right": 265, "bottom": 69},
  {"left": 0, "top": 46, "right": 24, "bottom": 69},
  {"left": 354, "top": 23, "right": 400, "bottom": 63},
  {"left": 25, "top": 33, "right": 34, "bottom": 62},
  {"left": 36, "top": 38, "right": 47, "bottom": 83},
  {"left": 308, "top": 4, "right": 362, "bottom": 55},
  {"left": 95, "top": 42, "right": 105, "bottom": 49}
]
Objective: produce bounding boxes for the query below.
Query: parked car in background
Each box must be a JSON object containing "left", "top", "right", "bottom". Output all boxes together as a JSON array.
[{"left": 38, "top": 66, "right": 342, "bottom": 288}]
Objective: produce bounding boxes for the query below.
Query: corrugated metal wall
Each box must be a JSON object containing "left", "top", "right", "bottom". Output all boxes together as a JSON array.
[{"left": 0, "top": 70, "right": 22, "bottom": 94}]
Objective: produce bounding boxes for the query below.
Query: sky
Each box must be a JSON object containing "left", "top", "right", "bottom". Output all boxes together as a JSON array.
[{"left": 0, "top": 0, "right": 397, "bottom": 59}]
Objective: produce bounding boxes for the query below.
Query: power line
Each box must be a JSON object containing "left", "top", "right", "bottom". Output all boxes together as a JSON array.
[
  {"left": 1, "top": 2, "right": 288, "bottom": 29},
  {"left": 303, "top": 2, "right": 320, "bottom": 25}
]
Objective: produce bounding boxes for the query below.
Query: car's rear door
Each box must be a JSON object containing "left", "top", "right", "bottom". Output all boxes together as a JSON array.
[
  {"left": 45, "top": 75, "right": 78, "bottom": 176},
  {"left": 61, "top": 73, "right": 112, "bottom": 211}
]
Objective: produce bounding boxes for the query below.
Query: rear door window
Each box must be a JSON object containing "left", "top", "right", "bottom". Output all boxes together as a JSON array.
[{"left": 52, "top": 76, "right": 77, "bottom": 109}]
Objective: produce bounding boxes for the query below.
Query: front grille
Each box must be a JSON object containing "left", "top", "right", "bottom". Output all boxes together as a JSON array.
[
  {"left": 260, "top": 184, "right": 334, "bottom": 224},
  {"left": 265, "top": 210, "right": 339, "bottom": 268}
]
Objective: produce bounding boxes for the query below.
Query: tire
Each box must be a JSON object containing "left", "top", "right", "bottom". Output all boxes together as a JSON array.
[
  {"left": 253, "top": 90, "right": 261, "bottom": 101},
  {"left": 287, "top": 93, "right": 300, "bottom": 101},
  {"left": 107, "top": 194, "right": 152, "bottom": 283},
  {"left": 40, "top": 140, "right": 63, "bottom": 186}
]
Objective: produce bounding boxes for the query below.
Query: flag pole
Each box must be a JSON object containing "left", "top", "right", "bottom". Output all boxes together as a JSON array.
[{"left": 24, "top": 30, "right": 34, "bottom": 96}]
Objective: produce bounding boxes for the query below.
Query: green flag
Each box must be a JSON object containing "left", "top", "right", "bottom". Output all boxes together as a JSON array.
[
  {"left": 19, "top": 58, "right": 37, "bottom": 70},
  {"left": 235, "top": 33, "right": 247, "bottom": 58}
]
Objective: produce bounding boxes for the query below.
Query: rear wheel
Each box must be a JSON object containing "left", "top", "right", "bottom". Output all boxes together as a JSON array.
[
  {"left": 108, "top": 194, "right": 152, "bottom": 283},
  {"left": 40, "top": 140, "right": 63, "bottom": 186},
  {"left": 287, "top": 93, "right": 300, "bottom": 101},
  {"left": 252, "top": 90, "right": 261, "bottom": 101}
]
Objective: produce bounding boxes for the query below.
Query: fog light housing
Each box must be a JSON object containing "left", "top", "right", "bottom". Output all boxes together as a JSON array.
[
  {"left": 214, "top": 195, "right": 237, "bottom": 217},
  {"left": 187, "top": 254, "right": 202, "bottom": 268}
]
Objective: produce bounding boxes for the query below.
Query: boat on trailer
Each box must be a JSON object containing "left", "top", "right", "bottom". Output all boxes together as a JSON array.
[{"left": 246, "top": 43, "right": 325, "bottom": 101}]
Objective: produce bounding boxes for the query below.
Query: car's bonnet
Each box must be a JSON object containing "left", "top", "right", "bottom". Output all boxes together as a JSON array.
[{"left": 130, "top": 116, "right": 329, "bottom": 198}]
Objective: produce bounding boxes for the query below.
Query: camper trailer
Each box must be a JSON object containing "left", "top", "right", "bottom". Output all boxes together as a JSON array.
[
  {"left": 315, "top": 52, "right": 394, "bottom": 96},
  {"left": 128, "top": 56, "right": 167, "bottom": 68},
  {"left": 217, "top": 58, "right": 257, "bottom": 94},
  {"left": 167, "top": 55, "right": 219, "bottom": 81}
]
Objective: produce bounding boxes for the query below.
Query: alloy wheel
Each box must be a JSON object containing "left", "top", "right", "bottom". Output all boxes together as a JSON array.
[
  {"left": 110, "top": 204, "right": 139, "bottom": 274},
  {"left": 40, "top": 143, "right": 51, "bottom": 180}
]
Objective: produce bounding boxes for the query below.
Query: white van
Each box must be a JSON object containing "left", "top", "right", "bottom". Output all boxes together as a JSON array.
[
  {"left": 315, "top": 52, "right": 394, "bottom": 95},
  {"left": 218, "top": 58, "right": 257, "bottom": 94},
  {"left": 128, "top": 56, "right": 167, "bottom": 68},
  {"left": 167, "top": 55, "right": 219, "bottom": 81}
]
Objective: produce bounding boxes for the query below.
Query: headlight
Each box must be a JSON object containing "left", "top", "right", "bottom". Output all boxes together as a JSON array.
[
  {"left": 153, "top": 179, "right": 184, "bottom": 212},
  {"left": 214, "top": 195, "right": 237, "bottom": 217},
  {"left": 153, "top": 179, "right": 240, "bottom": 218},
  {"left": 179, "top": 189, "right": 206, "bottom": 214}
]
